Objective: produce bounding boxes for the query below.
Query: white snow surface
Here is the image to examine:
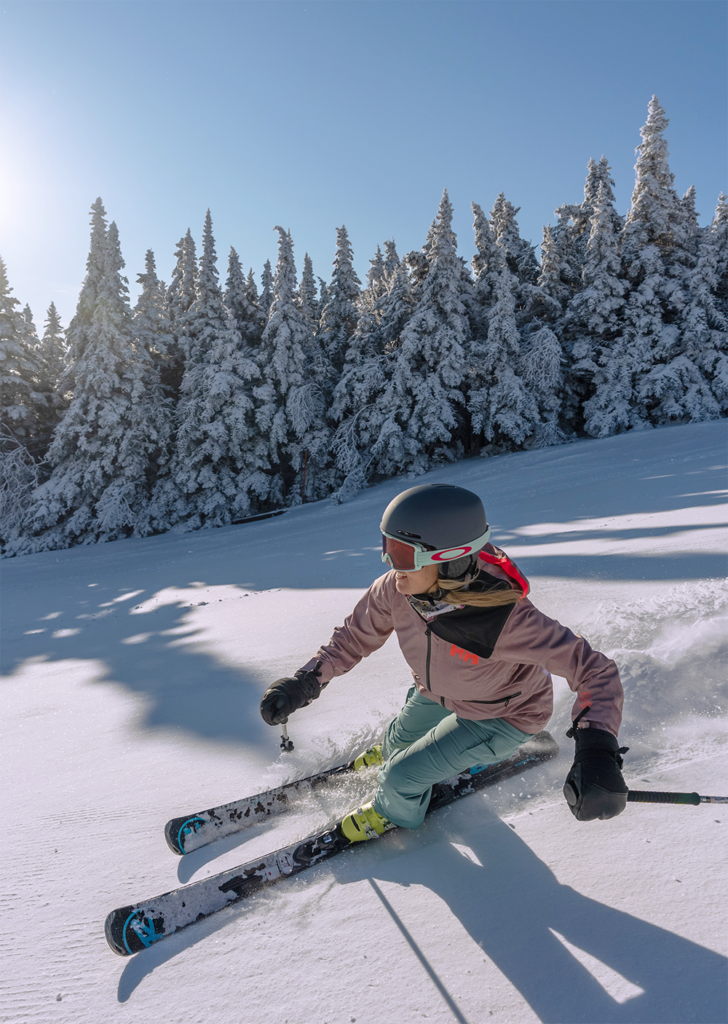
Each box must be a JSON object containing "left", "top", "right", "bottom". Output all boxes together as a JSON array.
[{"left": 2, "top": 421, "right": 727, "bottom": 1024}]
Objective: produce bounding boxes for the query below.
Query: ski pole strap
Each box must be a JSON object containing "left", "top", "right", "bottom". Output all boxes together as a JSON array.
[
  {"left": 627, "top": 790, "right": 728, "bottom": 805},
  {"left": 478, "top": 548, "right": 530, "bottom": 597}
]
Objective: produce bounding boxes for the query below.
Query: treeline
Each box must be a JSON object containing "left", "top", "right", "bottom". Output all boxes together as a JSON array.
[{"left": 1, "top": 96, "right": 726, "bottom": 555}]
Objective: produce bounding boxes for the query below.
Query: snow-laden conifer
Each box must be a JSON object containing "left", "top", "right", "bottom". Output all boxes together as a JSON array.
[
  {"left": 490, "top": 193, "right": 540, "bottom": 285},
  {"left": 225, "top": 247, "right": 264, "bottom": 348},
  {"left": 330, "top": 259, "right": 415, "bottom": 499},
  {"left": 622, "top": 97, "right": 711, "bottom": 424},
  {"left": 158, "top": 311, "right": 265, "bottom": 530},
  {"left": 0, "top": 259, "right": 48, "bottom": 461},
  {"left": 298, "top": 253, "right": 319, "bottom": 326},
  {"left": 562, "top": 182, "right": 628, "bottom": 433},
  {"left": 383, "top": 240, "right": 400, "bottom": 281},
  {"left": 363, "top": 190, "right": 469, "bottom": 478},
  {"left": 637, "top": 191, "right": 724, "bottom": 424},
  {"left": 366, "top": 245, "right": 386, "bottom": 301},
  {"left": 38, "top": 302, "right": 67, "bottom": 393},
  {"left": 254, "top": 227, "right": 325, "bottom": 504},
  {"left": 164, "top": 230, "right": 197, "bottom": 394},
  {"left": 134, "top": 250, "right": 174, "bottom": 369},
  {"left": 15, "top": 216, "right": 169, "bottom": 552},
  {"left": 319, "top": 226, "right": 362, "bottom": 376},
  {"left": 153, "top": 212, "right": 257, "bottom": 527},
  {"left": 468, "top": 203, "right": 539, "bottom": 450},
  {"left": 259, "top": 259, "right": 274, "bottom": 318}
]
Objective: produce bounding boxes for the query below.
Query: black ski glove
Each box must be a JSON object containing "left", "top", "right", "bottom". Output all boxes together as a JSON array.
[
  {"left": 563, "top": 726, "right": 628, "bottom": 821},
  {"left": 260, "top": 666, "right": 324, "bottom": 726}
]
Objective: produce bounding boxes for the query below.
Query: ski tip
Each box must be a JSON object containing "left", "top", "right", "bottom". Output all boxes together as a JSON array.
[
  {"left": 164, "top": 817, "right": 187, "bottom": 856},
  {"left": 105, "top": 907, "right": 135, "bottom": 957},
  {"left": 105, "top": 904, "right": 167, "bottom": 957}
]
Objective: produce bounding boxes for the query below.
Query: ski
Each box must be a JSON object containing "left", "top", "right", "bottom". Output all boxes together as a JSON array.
[
  {"left": 164, "top": 748, "right": 384, "bottom": 856},
  {"left": 106, "top": 731, "right": 558, "bottom": 956}
]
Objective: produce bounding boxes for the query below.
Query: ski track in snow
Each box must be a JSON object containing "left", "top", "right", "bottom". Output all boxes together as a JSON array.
[{"left": 1, "top": 421, "right": 727, "bottom": 1024}]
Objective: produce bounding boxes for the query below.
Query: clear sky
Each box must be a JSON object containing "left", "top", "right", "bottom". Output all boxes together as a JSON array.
[{"left": 1, "top": 0, "right": 726, "bottom": 329}]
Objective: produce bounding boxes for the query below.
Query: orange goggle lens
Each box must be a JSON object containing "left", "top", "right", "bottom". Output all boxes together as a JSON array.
[{"left": 381, "top": 535, "right": 419, "bottom": 571}]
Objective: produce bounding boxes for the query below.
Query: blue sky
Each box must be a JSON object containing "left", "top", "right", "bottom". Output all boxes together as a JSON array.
[{"left": 1, "top": 0, "right": 725, "bottom": 328}]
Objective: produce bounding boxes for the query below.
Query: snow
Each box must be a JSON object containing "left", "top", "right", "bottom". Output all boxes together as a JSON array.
[{"left": 2, "top": 420, "right": 727, "bottom": 1023}]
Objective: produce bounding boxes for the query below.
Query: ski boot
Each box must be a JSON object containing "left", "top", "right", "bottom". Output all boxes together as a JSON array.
[
  {"left": 352, "top": 745, "right": 384, "bottom": 771},
  {"left": 340, "top": 802, "right": 396, "bottom": 843}
]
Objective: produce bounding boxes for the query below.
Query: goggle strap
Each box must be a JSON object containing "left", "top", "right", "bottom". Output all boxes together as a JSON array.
[{"left": 478, "top": 549, "right": 529, "bottom": 597}]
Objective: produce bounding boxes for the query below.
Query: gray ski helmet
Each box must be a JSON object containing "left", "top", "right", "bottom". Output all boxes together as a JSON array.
[{"left": 380, "top": 484, "right": 489, "bottom": 576}]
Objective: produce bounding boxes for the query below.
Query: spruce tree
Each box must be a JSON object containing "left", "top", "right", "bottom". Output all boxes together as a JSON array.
[
  {"left": 364, "top": 191, "right": 470, "bottom": 478},
  {"left": 160, "top": 311, "right": 265, "bottom": 530},
  {"left": 490, "top": 193, "right": 540, "bottom": 285},
  {"left": 259, "top": 259, "right": 274, "bottom": 318},
  {"left": 468, "top": 203, "right": 539, "bottom": 450},
  {"left": 319, "top": 225, "right": 362, "bottom": 376},
  {"left": 0, "top": 258, "right": 47, "bottom": 457},
  {"left": 298, "top": 253, "right": 319, "bottom": 325},
  {"left": 38, "top": 302, "right": 67, "bottom": 392},
  {"left": 225, "top": 247, "right": 265, "bottom": 348},
  {"left": 164, "top": 230, "right": 197, "bottom": 396},
  {"left": 254, "top": 227, "right": 321, "bottom": 505},
  {"left": 622, "top": 97, "right": 710, "bottom": 424},
  {"left": 331, "top": 259, "right": 414, "bottom": 500},
  {"left": 15, "top": 213, "right": 169, "bottom": 551},
  {"left": 383, "top": 239, "right": 400, "bottom": 281},
  {"left": 562, "top": 182, "right": 628, "bottom": 434}
]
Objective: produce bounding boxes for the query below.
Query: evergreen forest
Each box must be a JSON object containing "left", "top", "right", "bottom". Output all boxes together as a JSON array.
[{"left": 1, "top": 97, "right": 726, "bottom": 555}]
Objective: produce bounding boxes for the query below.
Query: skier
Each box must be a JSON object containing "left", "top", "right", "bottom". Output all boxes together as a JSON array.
[{"left": 260, "top": 484, "right": 627, "bottom": 842}]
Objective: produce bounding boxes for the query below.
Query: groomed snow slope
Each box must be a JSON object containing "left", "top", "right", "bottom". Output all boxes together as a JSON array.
[{"left": 2, "top": 420, "right": 727, "bottom": 1024}]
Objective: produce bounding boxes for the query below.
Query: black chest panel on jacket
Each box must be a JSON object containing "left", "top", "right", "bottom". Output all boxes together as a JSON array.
[{"left": 414, "top": 571, "right": 517, "bottom": 660}]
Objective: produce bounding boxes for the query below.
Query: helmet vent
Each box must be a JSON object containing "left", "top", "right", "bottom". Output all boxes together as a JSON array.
[{"left": 396, "top": 530, "right": 422, "bottom": 539}]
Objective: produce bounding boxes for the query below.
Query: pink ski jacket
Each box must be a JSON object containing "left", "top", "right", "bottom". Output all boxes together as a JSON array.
[{"left": 301, "top": 550, "right": 623, "bottom": 738}]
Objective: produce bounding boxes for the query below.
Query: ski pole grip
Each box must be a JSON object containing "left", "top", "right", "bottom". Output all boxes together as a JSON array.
[{"left": 627, "top": 790, "right": 700, "bottom": 805}]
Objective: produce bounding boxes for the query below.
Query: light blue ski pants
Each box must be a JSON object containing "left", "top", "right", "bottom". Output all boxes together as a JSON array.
[{"left": 372, "top": 686, "right": 533, "bottom": 830}]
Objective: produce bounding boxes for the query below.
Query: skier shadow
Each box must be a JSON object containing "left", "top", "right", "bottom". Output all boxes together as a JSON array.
[{"left": 327, "top": 806, "right": 727, "bottom": 1024}]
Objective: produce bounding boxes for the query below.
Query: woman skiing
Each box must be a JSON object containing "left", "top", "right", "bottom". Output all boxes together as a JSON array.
[{"left": 260, "top": 483, "right": 628, "bottom": 842}]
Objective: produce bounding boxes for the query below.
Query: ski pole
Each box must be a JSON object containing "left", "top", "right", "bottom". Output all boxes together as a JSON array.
[
  {"left": 279, "top": 719, "right": 294, "bottom": 753},
  {"left": 627, "top": 789, "right": 728, "bottom": 805}
]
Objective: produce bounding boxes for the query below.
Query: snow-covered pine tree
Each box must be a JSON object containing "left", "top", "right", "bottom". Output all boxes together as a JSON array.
[
  {"left": 468, "top": 202, "right": 539, "bottom": 451},
  {"left": 38, "top": 302, "right": 67, "bottom": 393},
  {"left": 561, "top": 181, "right": 628, "bottom": 434},
  {"left": 246, "top": 268, "right": 261, "bottom": 319},
  {"left": 14, "top": 215, "right": 169, "bottom": 552},
  {"left": 134, "top": 250, "right": 174, "bottom": 373},
  {"left": 153, "top": 211, "right": 256, "bottom": 528},
  {"left": 622, "top": 97, "right": 713, "bottom": 425},
  {"left": 383, "top": 239, "right": 400, "bottom": 281},
  {"left": 331, "top": 258, "right": 415, "bottom": 500},
  {"left": 540, "top": 158, "right": 622, "bottom": 319},
  {"left": 21, "top": 305, "right": 39, "bottom": 347},
  {"left": 622, "top": 98, "right": 716, "bottom": 423},
  {"left": 683, "top": 194, "right": 728, "bottom": 410},
  {"left": 318, "top": 226, "right": 362, "bottom": 377},
  {"left": 298, "top": 253, "right": 319, "bottom": 326},
  {"left": 366, "top": 245, "right": 386, "bottom": 302},
  {"left": 159, "top": 310, "right": 266, "bottom": 530},
  {"left": 259, "top": 259, "right": 274, "bottom": 319},
  {"left": 364, "top": 190, "right": 470, "bottom": 478},
  {"left": 0, "top": 258, "right": 47, "bottom": 457},
  {"left": 254, "top": 227, "right": 326, "bottom": 505},
  {"left": 637, "top": 189, "right": 724, "bottom": 425},
  {"left": 225, "top": 247, "right": 265, "bottom": 348},
  {"left": 490, "top": 193, "right": 540, "bottom": 285},
  {"left": 164, "top": 229, "right": 197, "bottom": 396}
]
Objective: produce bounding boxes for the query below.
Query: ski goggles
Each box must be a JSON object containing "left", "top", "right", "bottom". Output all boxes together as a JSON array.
[{"left": 381, "top": 525, "right": 491, "bottom": 572}]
